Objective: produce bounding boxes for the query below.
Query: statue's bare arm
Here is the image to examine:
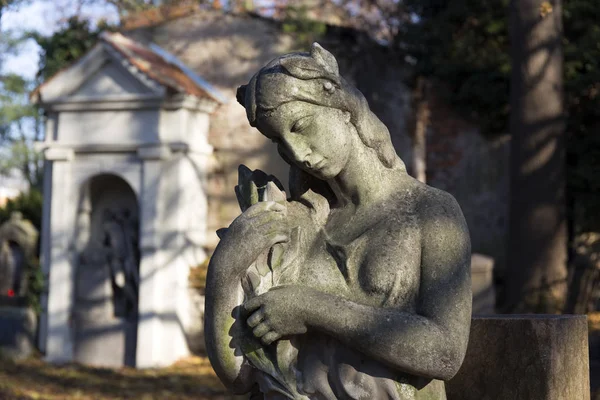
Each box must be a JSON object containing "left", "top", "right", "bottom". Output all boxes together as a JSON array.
[
  {"left": 244, "top": 192, "right": 471, "bottom": 381},
  {"left": 204, "top": 247, "right": 254, "bottom": 394},
  {"left": 204, "top": 201, "right": 289, "bottom": 393}
]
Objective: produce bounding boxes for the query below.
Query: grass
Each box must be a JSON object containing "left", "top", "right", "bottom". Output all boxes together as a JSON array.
[{"left": 0, "top": 354, "right": 234, "bottom": 400}]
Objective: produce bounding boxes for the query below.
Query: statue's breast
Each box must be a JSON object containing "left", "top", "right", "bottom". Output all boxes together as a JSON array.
[
  {"left": 359, "top": 213, "right": 422, "bottom": 308},
  {"left": 287, "top": 230, "right": 351, "bottom": 296},
  {"left": 277, "top": 199, "right": 423, "bottom": 310},
  {"left": 316, "top": 210, "right": 422, "bottom": 309}
]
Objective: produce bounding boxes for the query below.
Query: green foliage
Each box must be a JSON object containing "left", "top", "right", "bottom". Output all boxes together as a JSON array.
[
  {"left": 401, "top": 0, "right": 510, "bottom": 135},
  {"left": 0, "top": 74, "right": 37, "bottom": 137},
  {"left": 282, "top": 5, "right": 327, "bottom": 49},
  {"left": 0, "top": 73, "right": 43, "bottom": 188},
  {"left": 0, "top": 189, "right": 42, "bottom": 232},
  {"left": 563, "top": 1, "right": 600, "bottom": 232},
  {"left": 25, "top": 257, "right": 43, "bottom": 312},
  {"left": 30, "top": 17, "right": 114, "bottom": 82},
  {"left": 106, "top": 0, "right": 170, "bottom": 17}
]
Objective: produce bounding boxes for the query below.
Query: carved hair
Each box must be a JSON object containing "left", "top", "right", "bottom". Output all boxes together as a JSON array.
[{"left": 237, "top": 43, "right": 400, "bottom": 170}]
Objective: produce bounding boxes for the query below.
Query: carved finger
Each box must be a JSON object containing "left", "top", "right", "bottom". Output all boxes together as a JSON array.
[
  {"left": 250, "top": 211, "right": 284, "bottom": 227},
  {"left": 242, "top": 211, "right": 284, "bottom": 233},
  {"left": 252, "top": 322, "right": 271, "bottom": 338},
  {"left": 258, "top": 219, "right": 288, "bottom": 234},
  {"left": 247, "top": 309, "right": 265, "bottom": 328},
  {"left": 261, "top": 331, "right": 281, "bottom": 345},
  {"left": 253, "top": 220, "right": 289, "bottom": 245},
  {"left": 243, "top": 296, "right": 263, "bottom": 313}
]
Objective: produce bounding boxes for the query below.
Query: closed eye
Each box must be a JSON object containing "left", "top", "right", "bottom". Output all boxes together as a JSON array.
[{"left": 291, "top": 115, "right": 313, "bottom": 133}]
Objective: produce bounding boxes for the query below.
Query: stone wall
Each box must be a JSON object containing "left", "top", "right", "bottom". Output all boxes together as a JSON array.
[{"left": 426, "top": 92, "right": 510, "bottom": 273}]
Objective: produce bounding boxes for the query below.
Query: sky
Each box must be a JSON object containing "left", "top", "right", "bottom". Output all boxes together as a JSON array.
[{"left": 1, "top": 0, "right": 119, "bottom": 80}]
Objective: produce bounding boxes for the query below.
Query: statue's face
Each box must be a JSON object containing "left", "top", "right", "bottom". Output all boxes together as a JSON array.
[{"left": 256, "top": 101, "right": 352, "bottom": 180}]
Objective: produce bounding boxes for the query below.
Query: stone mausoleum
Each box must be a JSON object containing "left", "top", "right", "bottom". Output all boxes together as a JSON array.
[{"left": 32, "top": 32, "right": 224, "bottom": 368}]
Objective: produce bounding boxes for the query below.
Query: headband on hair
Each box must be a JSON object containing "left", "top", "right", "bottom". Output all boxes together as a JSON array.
[
  {"left": 237, "top": 43, "right": 401, "bottom": 170},
  {"left": 237, "top": 43, "right": 340, "bottom": 126}
]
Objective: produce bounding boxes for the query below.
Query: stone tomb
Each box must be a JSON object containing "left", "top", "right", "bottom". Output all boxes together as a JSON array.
[{"left": 33, "top": 32, "right": 224, "bottom": 368}]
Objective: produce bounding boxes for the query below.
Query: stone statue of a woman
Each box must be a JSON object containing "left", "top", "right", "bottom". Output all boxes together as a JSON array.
[{"left": 205, "top": 43, "right": 472, "bottom": 400}]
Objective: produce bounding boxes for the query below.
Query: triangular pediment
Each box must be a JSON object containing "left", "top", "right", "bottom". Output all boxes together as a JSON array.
[
  {"left": 33, "top": 43, "right": 165, "bottom": 104},
  {"left": 31, "top": 33, "right": 224, "bottom": 110},
  {"left": 70, "top": 60, "right": 154, "bottom": 98}
]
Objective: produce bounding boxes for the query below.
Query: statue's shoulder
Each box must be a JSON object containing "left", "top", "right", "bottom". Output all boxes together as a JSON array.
[
  {"left": 408, "top": 179, "right": 464, "bottom": 222},
  {"left": 410, "top": 181, "right": 470, "bottom": 254}
]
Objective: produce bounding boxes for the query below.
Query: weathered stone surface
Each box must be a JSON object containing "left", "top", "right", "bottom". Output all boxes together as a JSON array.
[
  {"left": 0, "top": 306, "right": 36, "bottom": 360},
  {"left": 205, "top": 43, "right": 472, "bottom": 399},
  {"left": 447, "top": 315, "right": 590, "bottom": 400}
]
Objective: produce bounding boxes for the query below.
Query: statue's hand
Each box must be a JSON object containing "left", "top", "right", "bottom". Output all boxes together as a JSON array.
[
  {"left": 243, "top": 286, "right": 308, "bottom": 345},
  {"left": 220, "top": 201, "right": 289, "bottom": 273}
]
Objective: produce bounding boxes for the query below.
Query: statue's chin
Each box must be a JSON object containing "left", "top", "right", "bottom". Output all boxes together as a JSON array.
[{"left": 298, "top": 164, "right": 334, "bottom": 181}]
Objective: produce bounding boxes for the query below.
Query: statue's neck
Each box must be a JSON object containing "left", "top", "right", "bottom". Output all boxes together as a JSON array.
[{"left": 328, "top": 144, "right": 404, "bottom": 211}]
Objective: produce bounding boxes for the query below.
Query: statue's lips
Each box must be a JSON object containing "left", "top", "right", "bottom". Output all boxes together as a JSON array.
[{"left": 310, "top": 159, "right": 325, "bottom": 170}]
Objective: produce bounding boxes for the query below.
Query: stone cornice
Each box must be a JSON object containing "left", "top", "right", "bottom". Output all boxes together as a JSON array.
[
  {"left": 43, "top": 148, "right": 75, "bottom": 161},
  {"left": 41, "top": 93, "right": 217, "bottom": 113},
  {"left": 35, "top": 141, "right": 214, "bottom": 157},
  {"left": 42, "top": 94, "right": 165, "bottom": 112}
]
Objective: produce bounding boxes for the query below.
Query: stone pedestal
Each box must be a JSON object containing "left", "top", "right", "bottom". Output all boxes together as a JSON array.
[
  {"left": 447, "top": 315, "right": 590, "bottom": 400},
  {"left": 471, "top": 254, "right": 495, "bottom": 314},
  {"left": 0, "top": 306, "right": 37, "bottom": 360}
]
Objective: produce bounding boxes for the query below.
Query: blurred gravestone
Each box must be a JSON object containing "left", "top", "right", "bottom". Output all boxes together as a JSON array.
[
  {"left": 447, "top": 315, "right": 590, "bottom": 400},
  {"left": 0, "top": 212, "right": 39, "bottom": 359},
  {"left": 471, "top": 254, "right": 495, "bottom": 314}
]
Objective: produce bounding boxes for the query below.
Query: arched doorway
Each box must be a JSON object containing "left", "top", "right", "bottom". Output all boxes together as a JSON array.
[{"left": 73, "top": 174, "right": 139, "bottom": 367}]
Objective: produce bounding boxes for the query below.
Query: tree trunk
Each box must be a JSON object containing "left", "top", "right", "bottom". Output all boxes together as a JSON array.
[{"left": 506, "top": 0, "right": 567, "bottom": 313}]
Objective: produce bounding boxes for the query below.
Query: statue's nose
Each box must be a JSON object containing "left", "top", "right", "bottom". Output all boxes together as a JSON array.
[{"left": 281, "top": 135, "right": 311, "bottom": 166}]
